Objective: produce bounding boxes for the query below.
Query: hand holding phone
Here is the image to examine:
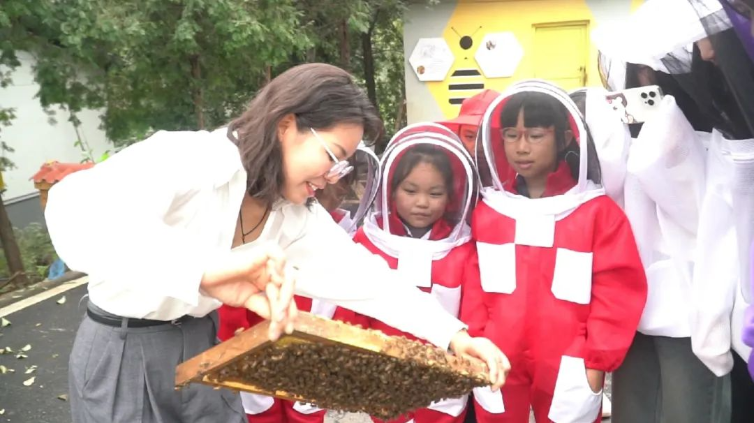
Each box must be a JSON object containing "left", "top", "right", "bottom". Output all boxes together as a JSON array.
[{"left": 606, "top": 85, "right": 664, "bottom": 124}]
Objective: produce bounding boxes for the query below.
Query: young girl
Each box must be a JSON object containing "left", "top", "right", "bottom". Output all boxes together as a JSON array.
[
  {"left": 440, "top": 90, "right": 499, "bottom": 187},
  {"left": 463, "top": 80, "right": 647, "bottom": 423},
  {"left": 335, "top": 123, "right": 479, "bottom": 423},
  {"left": 217, "top": 143, "right": 381, "bottom": 423}
]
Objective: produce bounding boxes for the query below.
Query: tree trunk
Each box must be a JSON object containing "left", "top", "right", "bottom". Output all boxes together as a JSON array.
[
  {"left": 306, "top": 47, "right": 316, "bottom": 62},
  {"left": 339, "top": 19, "right": 350, "bottom": 70},
  {"left": 190, "top": 55, "right": 205, "bottom": 130},
  {"left": 265, "top": 65, "right": 272, "bottom": 84},
  {"left": 361, "top": 30, "right": 378, "bottom": 114},
  {"left": 0, "top": 194, "right": 27, "bottom": 288},
  {"left": 394, "top": 97, "right": 406, "bottom": 133}
]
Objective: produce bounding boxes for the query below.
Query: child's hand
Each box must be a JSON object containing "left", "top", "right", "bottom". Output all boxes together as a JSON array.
[
  {"left": 585, "top": 368, "right": 605, "bottom": 393},
  {"left": 449, "top": 330, "right": 510, "bottom": 391}
]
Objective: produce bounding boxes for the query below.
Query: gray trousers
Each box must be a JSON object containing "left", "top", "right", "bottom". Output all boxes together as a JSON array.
[
  {"left": 612, "top": 332, "right": 730, "bottom": 423},
  {"left": 68, "top": 309, "right": 245, "bottom": 423}
]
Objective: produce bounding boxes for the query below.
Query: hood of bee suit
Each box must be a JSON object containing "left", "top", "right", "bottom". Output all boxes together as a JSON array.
[
  {"left": 593, "top": 0, "right": 754, "bottom": 139},
  {"left": 592, "top": 0, "right": 724, "bottom": 73},
  {"left": 362, "top": 123, "right": 479, "bottom": 261},
  {"left": 478, "top": 79, "right": 606, "bottom": 220},
  {"left": 338, "top": 143, "right": 381, "bottom": 235},
  {"left": 570, "top": 87, "right": 631, "bottom": 207}
]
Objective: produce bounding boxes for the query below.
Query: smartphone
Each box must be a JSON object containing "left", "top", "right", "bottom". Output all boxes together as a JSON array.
[{"left": 605, "top": 85, "right": 664, "bottom": 124}]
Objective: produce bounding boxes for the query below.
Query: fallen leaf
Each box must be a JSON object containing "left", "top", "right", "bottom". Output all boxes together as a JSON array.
[
  {"left": 23, "top": 376, "right": 35, "bottom": 386},
  {"left": 56, "top": 296, "right": 66, "bottom": 305},
  {"left": 0, "top": 365, "right": 7, "bottom": 374},
  {"left": 57, "top": 394, "right": 68, "bottom": 401},
  {"left": 21, "top": 344, "right": 31, "bottom": 352},
  {"left": 25, "top": 365, "right": 37, "bottom": 374},
  {"left": 1, "top": 317, "right": 10, "bottom": 327},
  {"left": 52, "top": 354, "right": 59, "bottom": 359},
  {"left": 0, "top": 409, "right": 4, "bottom": 415},
  {"left": 4, "top": 346, "right": 12, "bottom": 353},
  {"left": 35, "top": 323, "right": 41, "bottom": 327},
  {"left": 16, "top": 353, "right": 27, "bottom": 359}
]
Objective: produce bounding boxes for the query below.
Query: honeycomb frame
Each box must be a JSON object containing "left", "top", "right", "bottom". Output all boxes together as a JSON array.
[{"left": 175, "top": 312, "right": 489, "bottom": 419}]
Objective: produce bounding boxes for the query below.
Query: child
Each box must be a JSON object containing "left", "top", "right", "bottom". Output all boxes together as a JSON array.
[
  {"left": 463, "top": 80, "right": 647, "bottom": 423},
  {"left": 217, "top": 144, "right": 380, "bottom": 423},
  {"left": 440, "top": 89, "right": 499, "bottom": 187},
  {"left": 440, "top": 89, "right": 499, "bottom": 156},
  {"left": 337, "top": 124, "right": 478, "bottom": 423}
]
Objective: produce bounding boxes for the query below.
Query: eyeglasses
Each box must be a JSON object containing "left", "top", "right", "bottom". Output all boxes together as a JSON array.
[
  {"left": 310, "top": 128, "right": 354, "bottom": 181},
  {"left": 501, "top": 127, "right": 554, "bottom": 144}
]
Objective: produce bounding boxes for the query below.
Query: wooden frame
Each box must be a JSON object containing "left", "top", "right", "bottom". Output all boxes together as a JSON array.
[{"left": 176, "top": 312, "right": 489, "bottom": 419}]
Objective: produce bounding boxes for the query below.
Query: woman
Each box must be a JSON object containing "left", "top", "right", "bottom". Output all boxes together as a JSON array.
[{"left": 45, "top": 63, "right": 508, "bottom": 423}]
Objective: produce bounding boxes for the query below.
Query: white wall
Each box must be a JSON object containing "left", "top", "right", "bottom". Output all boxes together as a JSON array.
[{"left": 0, "top": 51, "right": 112, "bottom": 202}]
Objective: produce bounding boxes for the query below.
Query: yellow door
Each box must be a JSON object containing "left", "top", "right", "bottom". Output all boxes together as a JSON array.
[{"left": 533, "top": 23, "right": 588, "bottom": 91}]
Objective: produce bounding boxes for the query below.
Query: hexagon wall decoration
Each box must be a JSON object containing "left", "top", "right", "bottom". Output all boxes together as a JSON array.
[
  {"left": 409, "top": 38, "right": 455, "bottom": 82},
  {"left": 475, "top": 32, "right": 524, "bottom": 78}
]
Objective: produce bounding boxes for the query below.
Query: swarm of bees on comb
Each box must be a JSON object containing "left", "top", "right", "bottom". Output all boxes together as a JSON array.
[{"left": 176, "top": 313, "right": 490, "bottom": 420}]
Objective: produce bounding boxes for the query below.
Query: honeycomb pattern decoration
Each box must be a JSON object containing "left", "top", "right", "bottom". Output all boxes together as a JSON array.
[
  {"left": 474, "top": 32, "right": 524, "bottom": 78},
  {"left": 409, "top": 38, "right": 456, "bottom": 82}
]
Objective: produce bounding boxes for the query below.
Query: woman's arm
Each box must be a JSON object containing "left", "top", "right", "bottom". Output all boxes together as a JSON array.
[{"left": 286, "top": 204, "right": 508, "bottom": 388}]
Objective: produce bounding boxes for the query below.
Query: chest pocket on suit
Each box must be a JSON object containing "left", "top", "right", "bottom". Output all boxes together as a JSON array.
[
  {"left": 551, "top": 248, "right": 593, "bottom": 305},
  {"left": 477, "top": 242, "right": 517, "bottom": 294}
]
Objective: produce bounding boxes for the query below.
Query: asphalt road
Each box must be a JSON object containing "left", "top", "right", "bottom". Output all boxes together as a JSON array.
[
  {"left": 0, "top": 284, "right": 87, "bottom": 423},
  {"left": 0, "top": 283, "right": 371, "bottom": 423}
]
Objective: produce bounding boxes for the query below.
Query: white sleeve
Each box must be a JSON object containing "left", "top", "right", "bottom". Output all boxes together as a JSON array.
[
  {"left": 627, "top": 96, "right": 706, "bottom": 236},
  {"left": 286, "top": 204, "right": 466, "bottom": 349},
  {"left": 44, "top": 130, "right": 238, "bottom": 307},
  {"left": 689, "top": 190, "right": 737, "bottom": 376},
  {"left": 585, "top": 88, "right": 630, "bottom": 206}
]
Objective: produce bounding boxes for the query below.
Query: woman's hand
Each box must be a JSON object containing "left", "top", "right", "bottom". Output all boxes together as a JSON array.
[
  {"left": 449, "top": 330, "right": 510, "bottom": 391},
  {"left": 586, "top": 369, "right": 604, "bottom": 393},
  {"left": 201, "top": 243, "right": 298, "bottom": 340}
]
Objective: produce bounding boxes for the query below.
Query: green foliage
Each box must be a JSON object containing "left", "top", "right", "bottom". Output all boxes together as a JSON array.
[
  {"left": 2, "top": 0, "right": 422, "bottom": 148},
  {"left": 0, "top": 224, "right": 57, "bottom": 288},
  {"left": 0, "top": 107, "right": 16, "bottom": 172}
]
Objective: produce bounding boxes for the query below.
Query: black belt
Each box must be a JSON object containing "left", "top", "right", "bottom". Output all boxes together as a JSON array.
[{"left": 86, "top": 307, "right": 192, "bottom": 328}]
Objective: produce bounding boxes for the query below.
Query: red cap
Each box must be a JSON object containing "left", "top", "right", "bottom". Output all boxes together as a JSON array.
[{"left": 439, "top": 89, "right": 500, "bottom": 132}]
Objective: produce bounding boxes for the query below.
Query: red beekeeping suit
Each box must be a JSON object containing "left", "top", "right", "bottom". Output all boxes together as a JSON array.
[
  {"left": 334, "top": 123, "right": 480, "bottom": 423},
  {"left": 462, "top": 81, "right": 647, "bottom": 423}
]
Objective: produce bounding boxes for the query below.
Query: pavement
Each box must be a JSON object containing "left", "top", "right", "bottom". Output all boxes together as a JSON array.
[{"left": 0, "top": 280, "right": 87, "bottom": 423}]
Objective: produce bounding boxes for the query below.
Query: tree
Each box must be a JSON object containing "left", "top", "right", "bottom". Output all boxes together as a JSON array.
[
  {"left": 3, "top": 0, "right": 424, "bottom": 149},
  {"left": 3, "top": 0, "right": 314, "bottom": 145},
  {"left": 0, "top": 3, "right": 28, "bottom": 287}
]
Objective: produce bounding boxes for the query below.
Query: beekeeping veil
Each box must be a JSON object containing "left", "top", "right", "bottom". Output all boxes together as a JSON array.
[
  {"left": 593, "top": 0, "right": 754, "bottom": 139},
  {"left": 361, "top": 123, "right": 479, "bottom": 287},
  {"left": 319, "top": 143, "right": 380, "bottom": 236},
  {"left": 478, "top": 80, "right": 604, "bottom": 214}
]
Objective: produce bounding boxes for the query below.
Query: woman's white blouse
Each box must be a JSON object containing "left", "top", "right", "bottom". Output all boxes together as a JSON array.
[{"left": 44, "top": 128, "right": 465, "bottom": 348}]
